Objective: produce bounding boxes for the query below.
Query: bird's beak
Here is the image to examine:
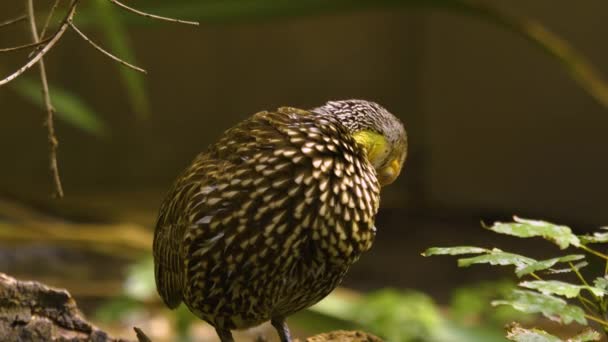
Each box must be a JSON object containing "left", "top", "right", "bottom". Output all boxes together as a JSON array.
[{"left": 378, "top": 159, "right": 402, "bottom": 186}]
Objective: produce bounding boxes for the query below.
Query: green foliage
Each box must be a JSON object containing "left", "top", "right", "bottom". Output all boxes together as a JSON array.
[
  {"left": 517, "top": 255, "right": 585, "bottom": 277},
  {"left": 355, "top": 289, "right": 445, "bottom": 342},
  {"left": 423, "top": 246, "right": 585, "bottom": 278},
  {"left": 124, "top": 256, "right": 156, "bottom": 301},
  {"left": 519, "top": 280, "right": 605, "bottom": 299},
  {"left": 12, "top": 78, "right": 107, "bottom": 136},
  {"left": 506, "top": 323, "right": 600, "bottom": 342},
  {"left": 426, "top": 217, "right": 608, "bottom": 340},
  {"left": 484, "top": 217, "right": 580, "bottom": 249},
  {"left": 493, "top": 290, "right": 587, "bottom": 325},
  {"left": 450, "top": 280, "right": 530, "bottom": 326}
]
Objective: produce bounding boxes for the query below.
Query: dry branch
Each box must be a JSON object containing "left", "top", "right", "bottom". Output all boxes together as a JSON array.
[
  {"left": 27, "top": 0, "right": 64, "bottom": 198},
  {"left": 40, "top": 0, "right": 63, "bottom": 39},
  {"left": 108, "top": 0, "right": 200, "bottom": 26},
  {"left": 69, "top": 21, "right": 147, "bottom": 74},
  {"left": 1, "top": 0, "right": 197, "bottom": 197},
  {"left": 0, "top": 37, "right": 52, "bottom": 53},
  {"left": 0, "top": 15, "right": 27, "bottom": 28},
  {"left": 0, "top": 0, "right": 78, "bottom": 87}
]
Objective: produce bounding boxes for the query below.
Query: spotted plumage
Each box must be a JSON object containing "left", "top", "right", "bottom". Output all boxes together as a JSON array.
[{"left": 153, "top": 100, "right": 407, "bottom": 341}]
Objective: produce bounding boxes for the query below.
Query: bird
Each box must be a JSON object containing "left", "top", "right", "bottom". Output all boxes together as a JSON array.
[{"left": 153, "top": 99, "right": 407, "bottom": 342}]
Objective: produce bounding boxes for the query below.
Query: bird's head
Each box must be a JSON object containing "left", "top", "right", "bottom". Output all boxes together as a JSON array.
[{"left": 313, "top": 99, "right": 407, "bottom": 186}]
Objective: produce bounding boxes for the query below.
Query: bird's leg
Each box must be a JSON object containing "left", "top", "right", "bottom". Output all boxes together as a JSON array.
[
  {"left": 271, "top": 317, "right": 293, "bottom": 342},
  {"left": 215, "top": 327, "right": 234, "bottom": 342}
]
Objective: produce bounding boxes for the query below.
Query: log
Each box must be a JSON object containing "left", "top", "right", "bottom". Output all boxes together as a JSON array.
[{"left": 0, "top": 272, "right": 128, "bottom": 342}]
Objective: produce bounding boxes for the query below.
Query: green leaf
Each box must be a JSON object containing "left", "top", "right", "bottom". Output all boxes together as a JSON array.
[
  {"left": 422, "top": 246, "right": 488, "bottom": 257},
  {"left": 506, "top": 323, "right": 561, "bottom": 342},
  {"left": 519, "top": 280, "right": 605, "bottom": 299},
  {"left": 485, "top": 217, "right": 580, "bottom": 249},
  {"left": 12, "top": 78, "right": 107, "bottom": 136},
  {"left": 492, "top": 290, "right": 587, "bottom": 325},
  {"left": 515, "top": 254, "right": 585, "bottom": 278},
  {"left": 89, "top": 0, "right": 150, "bottom": 119},
  {"left": 457, "top": 248, "right": 536, "bottom": 269},
  {"left": 546, "top": 261, "right": 588, "bottom": 275},
  {"left": 593, "top": 277, "right": 608, "bottom": 291},
  {"left": 579, "top": 231, "right": 608, "bottom": 244}
]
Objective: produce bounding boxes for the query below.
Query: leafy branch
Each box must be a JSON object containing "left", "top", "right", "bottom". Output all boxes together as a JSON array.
[
  {"left": 424, "top": 217, "right": 608, "bottom": 340},
  {"left": 0, "top": 0, "right": 198, "bottom": 197}
]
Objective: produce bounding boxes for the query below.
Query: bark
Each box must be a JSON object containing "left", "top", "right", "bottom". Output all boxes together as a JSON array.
[{"left": 0, "top": 272, "right": 127, "bottom": 342}]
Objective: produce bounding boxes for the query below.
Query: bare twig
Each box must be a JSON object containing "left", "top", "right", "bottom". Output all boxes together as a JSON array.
[
  {"left": 0, "top": 37, "right": 52, "bottom": 53},
  {"left": 0, "top": 15, "right": 27, "bottom": 28},
  {"left": 108, "top": 0, "right": 199, "bottom": 26},
  {"left": 0, "top": 0, "right": 78, "bottom": 87},
  {"left": 40, "top": 0, "right": 63, "bottom": 39},
  {"left": 27, "top": 0, "right": 64, "bottom": 198},
  {"left": 68, "top": 21, "right": 147, "bottom": 74}
]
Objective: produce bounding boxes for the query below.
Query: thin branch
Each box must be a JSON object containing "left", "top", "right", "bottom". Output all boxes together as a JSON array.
[
  {"left": 0, "top": 0, "right": 78, "bottom": 87},
  {"left": 0, "top": 15, "right": 27, "bottom": 28},
  {"left": 585, "top": 314, "right": 608, "bottom": 327},
  {"left": 40, "top": 0, "right": 62, "bottom": 39},
  {"left": 581, "top": 245, "right": 608, "bottom": 261},
  {"left": 68, "top": 21, "right": 147, "bottom": 74},
  {"left": 27, "top": 0, "right": 64, "bottom": 198},
  {"left": 0, "top": 37, "right": 52, "bottom": 53},
  {"left": 108, "top": 0, "right": 199, "bottom": 26}
]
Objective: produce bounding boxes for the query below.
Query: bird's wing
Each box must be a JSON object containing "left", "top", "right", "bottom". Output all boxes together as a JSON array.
[{"left": 152, "top": 108, "right": 304, "bottom": 308}]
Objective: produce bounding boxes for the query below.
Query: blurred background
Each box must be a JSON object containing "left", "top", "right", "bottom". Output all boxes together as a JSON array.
[{"left": 0, "top": 0, "right": 607, "bottom": 341}]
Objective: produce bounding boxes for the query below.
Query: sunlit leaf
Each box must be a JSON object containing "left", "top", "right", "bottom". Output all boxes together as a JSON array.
[
  {"left": 422, "top": 246, "right": 488, "bottom": 257},
  {"left": 593, "top": 277, "right": 608, "bottom": 291},
  {"left": 12, "top": 78, "right": 107, "bottom": 136},
  {"left": 515, "top": 254, "right": 585, "bottom": 278},
  {"left": 579, "top": 231, "right": 608, "bottom": 244},
  {"left": 506, "top": 323, "right": 561, "bottom": 342},
  {"left": 546, "top": 261, "right": 588, "bottom": 275},
  {"left": 485, "top": 217, "right": 580, "bottom": 249},
  {"left": 457, "top": 248, "right": 536, "bottom": 269},
  {"left": 492, "top": 290, "right": 586, "bottom": 325},
  {"left": 90, "top": 0, "right": 150, "bottom": 119},
  {"left": 519, "top": 280, "right": 605, "bottom": 299}
]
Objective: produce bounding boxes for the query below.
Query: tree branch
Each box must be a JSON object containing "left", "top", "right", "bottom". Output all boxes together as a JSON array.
[
  {"left": 0, "top": 14, "right": 27, "bottom": 28},
  {"left": 26, "top": 0, "right": 64, "bottom": 198},
  {"left": 0, "top": 37, "right": 52, "bottom": 53},
  {"left": 69, "top": 21, "right": 147, "bottom": 74},
  {"left": 0, "top": 0, "right": 78, "bottom": 87},
  {"left": 108, "top": 0, "right": 199, "bottom": 26},
  {"left": 40, "top": 0, "right": 63, "bottom": 39}
]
